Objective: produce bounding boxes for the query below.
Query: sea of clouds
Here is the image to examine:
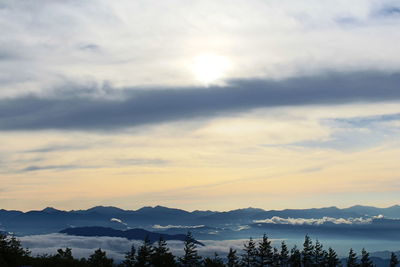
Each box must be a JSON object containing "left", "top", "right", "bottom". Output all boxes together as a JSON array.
[{"left": 19, "top": 234, "right": 250, "bottom": 262}]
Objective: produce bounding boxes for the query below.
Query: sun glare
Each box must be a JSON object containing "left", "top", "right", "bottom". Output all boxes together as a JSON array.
[{"left": 191, "top": 53, "right": 230, "bottom": 85}]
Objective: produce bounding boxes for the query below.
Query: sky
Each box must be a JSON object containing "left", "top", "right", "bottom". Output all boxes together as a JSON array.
[{"left": 1, "top": 0, "right": 400, "bottom": 211}]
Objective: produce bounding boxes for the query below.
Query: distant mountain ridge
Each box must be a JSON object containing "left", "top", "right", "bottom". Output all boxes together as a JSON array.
[{"left": 1, "top": 204, "right": 400, "bottom": 235}]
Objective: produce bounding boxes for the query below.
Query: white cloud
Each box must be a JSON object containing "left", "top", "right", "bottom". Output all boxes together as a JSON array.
[
  {"left": 253, "top": 216, "right": 375, "bottom": 225},
  {"left": 1, "top": 0, "right": 400, "bottom": 97},
  {"left": 19, "top": 233, "right": 255, "bottom": 260},
  {"left": 110, "top": 218, "right": 127, "bottom": 225},
  {"left": 152, "top": 224, "right": 205, "bottom": 230}
]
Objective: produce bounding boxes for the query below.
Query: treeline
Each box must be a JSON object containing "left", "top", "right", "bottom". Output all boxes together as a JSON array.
[{"left": 1, "top": 232, "right": 399, "bottom": 267}]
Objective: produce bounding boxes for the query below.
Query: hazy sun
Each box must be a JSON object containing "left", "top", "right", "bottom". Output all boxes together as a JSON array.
[{"left": 191, "top": 53, "right": 230, "bottom": 85}]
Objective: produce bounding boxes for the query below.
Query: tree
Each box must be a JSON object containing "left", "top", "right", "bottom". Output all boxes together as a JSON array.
[
  {"left": 327, "top": 247, "right": 340, "bottom": 267},
  {"left": 179, "top": 232, "right": 202, "bottom": 267},
  {"left": 227, "top": 248, "right": 240, "bottom": 267},
  {"left": 241, "top": 237, "right": 258, "bottom": 267},
  {"left": 203, "top": 253, "right": 225, "bottom": 267},
  {"left": 51, "top": 247, "right": 78, "bottom": 267},
  {"left": 0, "top": 233, "right": 30, "bottom": 267},
  {"left": 152, "top": 237, "right": 176, "bottom": 267},
  {"left": 302, "top": 235, "right": 315, "bottom": 267},
  {"left": 257, "top": 234, "right": 273, "bottom": 266},
  {"left": 271, "top": 247, "right": 280, "bottom": 267},
  {"left": 87, "top": 248, "right": 113, "bottom": 267},
  {"left": 390, "top": 252, "right": 399, "bottom": 267},
  {"left": 360, "top": 248, "right": 373, "bottom": 267},
  {"left": 279, "top": 241, "right": 289, "bottom": 267},
  {"left": 136, "top": 236, "right": 154, "bottom": 267},
  {"left": 55, "top": 247, "right": 73, "bottom": 260},
  {"left": 289, "top": 246, "right": 302, "bottom": 267},
  {"left": 314, "top": 240, "right": 327, "bottom": 266},
  {"left": 347, "top": 248, "right": 359, "bottom": 267},
  {"left": 122, "top": 245, "right": 136, "bottom": 267}
]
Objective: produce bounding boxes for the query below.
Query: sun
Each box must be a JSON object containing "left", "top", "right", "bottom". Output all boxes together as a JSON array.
[{"left": 191, "top": 53, "right": 230, "bottom": 85}]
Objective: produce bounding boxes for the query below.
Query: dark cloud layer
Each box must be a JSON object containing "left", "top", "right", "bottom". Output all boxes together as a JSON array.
[{"left": 1, "top": 71, "right": 400, "bottom": 131}]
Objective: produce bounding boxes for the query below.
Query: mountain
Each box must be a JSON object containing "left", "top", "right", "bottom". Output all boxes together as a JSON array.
[
  {"left": 343, "top": 205, "right": 400, "bottom": 217},
  {"left": 1, "top": 205, "right": 400, "bottom": 235},
  {"left": 60, "top": 226, "right": 204, "bottom": 245}
]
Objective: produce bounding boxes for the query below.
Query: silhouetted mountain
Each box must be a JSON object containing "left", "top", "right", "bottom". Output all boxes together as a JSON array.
[
  {"left": 1, "top": 205, "right": 400, "bottom": 236},
  {"left": 60, "top": 226, "right": 204, "bottom": 245},
  {"left": 343, "top": 205, "right": 400, "bottom": 217}
]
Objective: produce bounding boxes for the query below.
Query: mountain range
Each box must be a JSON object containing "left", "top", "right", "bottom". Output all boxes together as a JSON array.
[{"left": 1, "top": 204, "right": 400, "bottom": 236}]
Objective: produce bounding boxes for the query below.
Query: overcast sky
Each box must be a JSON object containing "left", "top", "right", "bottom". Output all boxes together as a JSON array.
[{"left": 1, "top": 0, "right": 400, "bottom": 211}]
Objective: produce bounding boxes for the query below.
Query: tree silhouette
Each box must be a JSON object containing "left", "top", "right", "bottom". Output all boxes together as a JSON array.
[
  {"left": 289, "top": 246, "right": 302, "bottom": 267},
  {"left": 241, "top": 237, "right": 257, "bottom": 267},
  {"left": 327, "top": 247, "right": 340, "bottom": 267},
  {"left": 136, "top": 236, "right": 154, "bottom": 267},
  {"left": 272, "top": 247, "right": 281, "bottom": 266},
  {"left": 227, "top": 248, "right": 240, "bottom": 267},
  {"left": 314, "top": 239, "right": 327, "bottom": 266},
  {"left": 302, "top": 235, "right": 315, "bottom": 267},
  {"left": 347, "top": 248, "right": 359, "bottom": 267},
  {"left": 279, "top": 241, "right": 290, "bottom": 267},
  {"left": 203, "top": 253, "right": 225, "bottom": 267},
  {"left": 151, "top": 236, "right": 176, "bottom": 267},
  {"left": 87, "top": 248, "right": 113, "bottom": 267},
  {"left": 360, "top": 248, "right": 373, "bottom": 267},
  {"left": 179, "top": 231, "right": 202, "bottom": 267},
  {"left": 390, "top": 252, "right": 399, "bottom": 267},
  {"left": 0, "top": 233, "right": 30, "bottom": 267},
  {"left": 257, "top": 234, "right": 273, "bottom": 266},
  {"left": 56, "top": 247, "right": 73, "bottom": 260},
  {"left": 122, "top": 244, "right": 136, "bottom": 267}
]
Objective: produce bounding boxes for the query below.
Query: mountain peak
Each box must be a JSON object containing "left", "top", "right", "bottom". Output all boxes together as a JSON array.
[{"left": 41, "top": 207, "right": 61, "bottom": 213}]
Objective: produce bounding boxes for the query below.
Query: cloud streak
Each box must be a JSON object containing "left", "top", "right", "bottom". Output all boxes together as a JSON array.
[
  {"left": 253, "top": 216, "right": 383, "bottom": 225},
  {"left": 1, "top": 71, "right": 400, "bottom": 131}
]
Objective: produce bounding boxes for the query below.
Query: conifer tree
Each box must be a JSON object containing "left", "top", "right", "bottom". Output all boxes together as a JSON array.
[
  {"left": 302, "top": 235, "right": 315, "bottom": 267},
  {"left": 280, "top": 241, "right": 290, "bottom": 267},
  {"left": 390, "top": 252, "right": 399, "bottom": 267},
  {"left": 203, "top": 253, "right": 225, "bottom": 267},
  {"left": 122, "top": 244, "right": 136, "bottom": 267},
  {"left": 271, "top": 247, "right": 280, "bottom": 267},
  {"left": 241, "top": 237, "right": 258, "bottom": 267},
  {"left": 87, "top": 248, "right": 113, "bottom": 267},
  {"left": 136, "top": 236, "right": 154, "bottom": 267},
  {"left": 55, "top": 248, "right": 73, "bottom": 260},
  {"left": 327, "top": 247, "right": 340, "bottom": 267},
  {"left": 227, "top": 248, "right": 240, "bottom": 267},
  {"left": 347, "top": 248, "right": 359, "bottom": 267},
  {"left": 152, "top": 237, "right": 176, "bottom": 267},
  {"left": 314, "top": 239, "right": 327, "bottom": 266},
  {"left": 289, "top": 246, "right": 302, "bottom": 267},
  {"left": 360, "top": 248, "right": 373, "bottom": 267},
  {"left": 257, "top": 234, "right": 273, "bottom": 267},
  {"left": 179, "top": 231, "right": 202, "bottom": 267}
]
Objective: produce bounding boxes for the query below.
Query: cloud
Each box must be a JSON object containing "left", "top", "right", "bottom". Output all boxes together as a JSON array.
[
  {"left": 24, "top": 144, "right": 90, "bottom": 153},
  {"left": 20, "top": 165, "right": 82, "bottom": 172},
  {"left": 1, "top": 0, "right": 400, "bottom": 98},
  {"left": 253, "top": 216, "right": 375, "bottom": 225},
  {"left": 19, "top": 233, "right": 251, "bottom": 261},
  {"left": 1, "top": 71, "right": 400, "bottom": 131},
  {"left": 152, "top": 224, "right": 205, "bottom": 230},
  {"left": 115, "top": 158, "right": 169, "bottom": 166}
]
